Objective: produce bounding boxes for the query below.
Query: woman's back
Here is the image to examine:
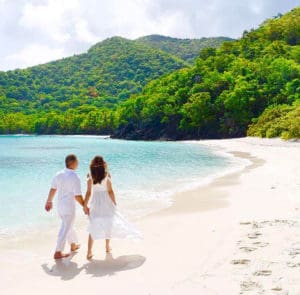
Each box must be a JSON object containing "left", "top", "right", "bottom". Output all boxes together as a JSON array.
[
  {"left": 91, "top": 175, "right": 109, "bottom": 192},
  {"left": 89, "top": 175, "right": 115, "bottom": 218}
]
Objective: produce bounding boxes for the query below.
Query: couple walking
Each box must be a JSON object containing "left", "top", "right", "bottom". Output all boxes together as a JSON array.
[{"left": 45, "top": 154, "right": 141, "bottom": 260}]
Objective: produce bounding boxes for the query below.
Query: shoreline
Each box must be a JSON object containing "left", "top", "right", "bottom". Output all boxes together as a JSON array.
[
  {"left": 154, "top": 150, "right": 263, "bottom": 216},
  {"left": 0, "top": 138, "right": 247, "bottom": 240},
  {"left": 1, "top": 137, "right": 300, "bottom": 294}
]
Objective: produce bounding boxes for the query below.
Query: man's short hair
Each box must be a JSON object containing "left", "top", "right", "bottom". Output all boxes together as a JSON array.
[{"left": 65, "top": 154, "right": 78, "bottom": 168}]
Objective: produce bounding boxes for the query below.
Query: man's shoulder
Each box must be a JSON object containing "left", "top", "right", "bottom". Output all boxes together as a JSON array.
[
  {"left": 70, "top": 170, "right": 81, "bottom": 181},
  {"left": 55, "top": 169, "right": 66, "bottom": 176},
  {"left": 56, "top": 169, "right": 66, "bottom": 175},
  {"left": 55, "top": 169, "right": 80, "bottom": 181}
]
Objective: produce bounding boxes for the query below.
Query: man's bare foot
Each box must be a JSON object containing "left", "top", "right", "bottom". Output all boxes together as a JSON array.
[
  {"left": 70, "top": 243, "right": 80, "bottom": 252},
  {"left": 54, "top": 252, "right": 70, "bottom": 259},
  {"left": 87, "top": 252, "right": 93, "bottom": 260}
]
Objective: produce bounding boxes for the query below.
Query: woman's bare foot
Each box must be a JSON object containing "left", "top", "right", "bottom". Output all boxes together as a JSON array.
[
  {"left": 54, "top": 252, "right": 70, "bottom": 259},
  {"left": 86, "top": 252, "right": 93, "bottom": 260},
  {"left": 70, "top": 243, "right": 80, "bottom": 252}
]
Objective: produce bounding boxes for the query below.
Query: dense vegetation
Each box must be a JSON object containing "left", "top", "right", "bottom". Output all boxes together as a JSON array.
[
  {"left": 0, "top": 37, "right": 187, "bottom": 114},
  {"left": 136, "top": 35, "right": 233, "bottom": 63},
  {"left": 0, "top": 35, "right": 232, "bottom": 134},
  {"left": 0, "top": 8, "right": 299, "bottom": 139},
  {"left": 247, "top": 101, "right": 300, "bottom": 139},
  {"left": 113, "top": 8, "right": 300, "bottom": 139}
]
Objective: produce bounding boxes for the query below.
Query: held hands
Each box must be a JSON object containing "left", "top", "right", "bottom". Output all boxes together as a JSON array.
[
  {"left": 83, "top": 205, "right": 90, "bottom": 215},
  {"left": 45, "top": 201, "right": 53, "bottom": 212}
]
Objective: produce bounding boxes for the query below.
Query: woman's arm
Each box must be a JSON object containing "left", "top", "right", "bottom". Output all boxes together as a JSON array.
[
  {"left": 107, "top": 178, "right": 117, "bottom": 206},
  {"left": 83, "top": 179, "right": 92, "bottom": 214},
  {"left": 104, "top": 162, "right": 112, "bottom": 179},
  {"left": 74, "top": 175, "right": 84, "bottom": 206},
  {"left": 75, "top": 195, "right": 84, "bottom": 206}
]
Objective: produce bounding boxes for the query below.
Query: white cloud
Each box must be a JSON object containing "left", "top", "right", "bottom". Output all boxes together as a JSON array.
[
  {"left": 0, "top": 0, "right": 298, "bottom": 70},
  {"left": 5, "top": 44, "right": 65, "bottom": 69},
  {"left": 74, "top": 19, "right": 99, "bottom": 43},
  {"left": 19, "top": 0, "right": 78, "bottom": 43},
  {"left": 250, "top": 1, "right": 265, "bottom": 15}
]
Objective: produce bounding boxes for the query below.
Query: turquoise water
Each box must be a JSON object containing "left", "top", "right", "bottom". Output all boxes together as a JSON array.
[{"left": 0, "top": 135, "right": 238, "bottom": 236}]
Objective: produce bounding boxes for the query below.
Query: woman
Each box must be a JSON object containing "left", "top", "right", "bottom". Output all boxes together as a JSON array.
[{"left": 83, "top": 156, "right": 141, "bottom": 259}]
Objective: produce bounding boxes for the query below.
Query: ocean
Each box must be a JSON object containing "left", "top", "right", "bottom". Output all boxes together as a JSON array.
[{"left": 0, "top": 135, "right": 245, "bottom": 237}]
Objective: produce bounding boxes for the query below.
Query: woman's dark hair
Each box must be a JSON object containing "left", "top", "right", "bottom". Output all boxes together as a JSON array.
[{"left": 90, "top": 156, "right": 106, "bottom": 184}]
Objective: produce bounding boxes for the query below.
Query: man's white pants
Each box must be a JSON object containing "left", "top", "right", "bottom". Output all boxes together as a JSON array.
[{"left": 56, "top": 214, "right": 78, "bottom": 252}]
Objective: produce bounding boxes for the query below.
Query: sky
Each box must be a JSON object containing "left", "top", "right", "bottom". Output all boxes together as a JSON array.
[{"left": 0, "top": 0, "right": 299, "bottom": 71}]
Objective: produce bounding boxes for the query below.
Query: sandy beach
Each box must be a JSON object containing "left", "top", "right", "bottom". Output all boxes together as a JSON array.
[{"left": 1, "top": 137, "right": 300, "bottom": 295}]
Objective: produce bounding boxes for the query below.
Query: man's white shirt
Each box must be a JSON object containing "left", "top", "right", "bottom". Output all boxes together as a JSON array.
[{"left": 51, "top": 168, "right": 82, "bottom": 215}]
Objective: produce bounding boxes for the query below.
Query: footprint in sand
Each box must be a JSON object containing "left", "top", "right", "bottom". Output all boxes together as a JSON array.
[
  {"left": 252, "top": 241, "right": 269, "bottom": 248},
  {"left": 253, "top": 270, "right": 272, "bottom": 276},
  {"left": 254, "top": 219, "right": 297, "bottom": 227},
  {"left": 240, "top": 221, "right": 252, "bottom": 225},
  {"left": 239, "top": 246, "right": 257, "bottom": 252},
  {"left": 271, "top": 286, "right": 282, "bottom": 291},
  {"left": 252, "top": 222, "right": 264, "bottom": 229},
  {"left": 240, "top": 280, "right": 262, "bottom": 292},
  {"left": 248, "top": 232, "right": 262, "bottom": 239},
  {"left": 287, "top": 261, "right": 300, "bottom": 268},
  {"left": 231, "top": 259, "right": 251, "bottom": 265},
  {"left": 288, "top": 248, "right": 300, "bottom": 258}
]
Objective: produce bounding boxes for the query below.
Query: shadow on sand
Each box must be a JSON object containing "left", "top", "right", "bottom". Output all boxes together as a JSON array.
[{"left": 41, "top": 253, "right": 146, "bottom": 280}]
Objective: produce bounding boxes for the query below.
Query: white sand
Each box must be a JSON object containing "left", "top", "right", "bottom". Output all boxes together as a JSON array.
[{"left": 1, "top": 137, "right": 299, "bottom": 294}]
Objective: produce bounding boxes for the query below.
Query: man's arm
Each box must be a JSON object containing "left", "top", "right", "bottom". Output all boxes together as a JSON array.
[
  {"left": 83, "top": 179, "right": 92, "bottom": 215},
  {"left": 107, "top": 179, "right": 117, "bottom": 206},
  {"left": 45, "top": 188, "right": 56, "bottom": 212}
]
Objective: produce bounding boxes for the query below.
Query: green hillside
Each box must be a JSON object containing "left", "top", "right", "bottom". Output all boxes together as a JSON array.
[
  {"left": 0, "top": 33, "right": 233, "bottom": 134},
  {"left": 0, "top": 36, "right": 186, "bottom": 114},
  {"left": 113, "top": 8, "right": 300, "bottom": 140},
  {"left": 136, "top": 35, "right": 234, "bottom": 63}
]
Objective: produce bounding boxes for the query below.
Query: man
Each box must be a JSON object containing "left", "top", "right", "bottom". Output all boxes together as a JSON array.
[{"left": 45, "top": 154, "right": 84, "bottom": 259}]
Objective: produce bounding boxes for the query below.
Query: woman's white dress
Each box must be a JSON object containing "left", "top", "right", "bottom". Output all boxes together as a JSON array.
[{"left": 88, "top": 175, "right": 141, "bottom": 240}]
